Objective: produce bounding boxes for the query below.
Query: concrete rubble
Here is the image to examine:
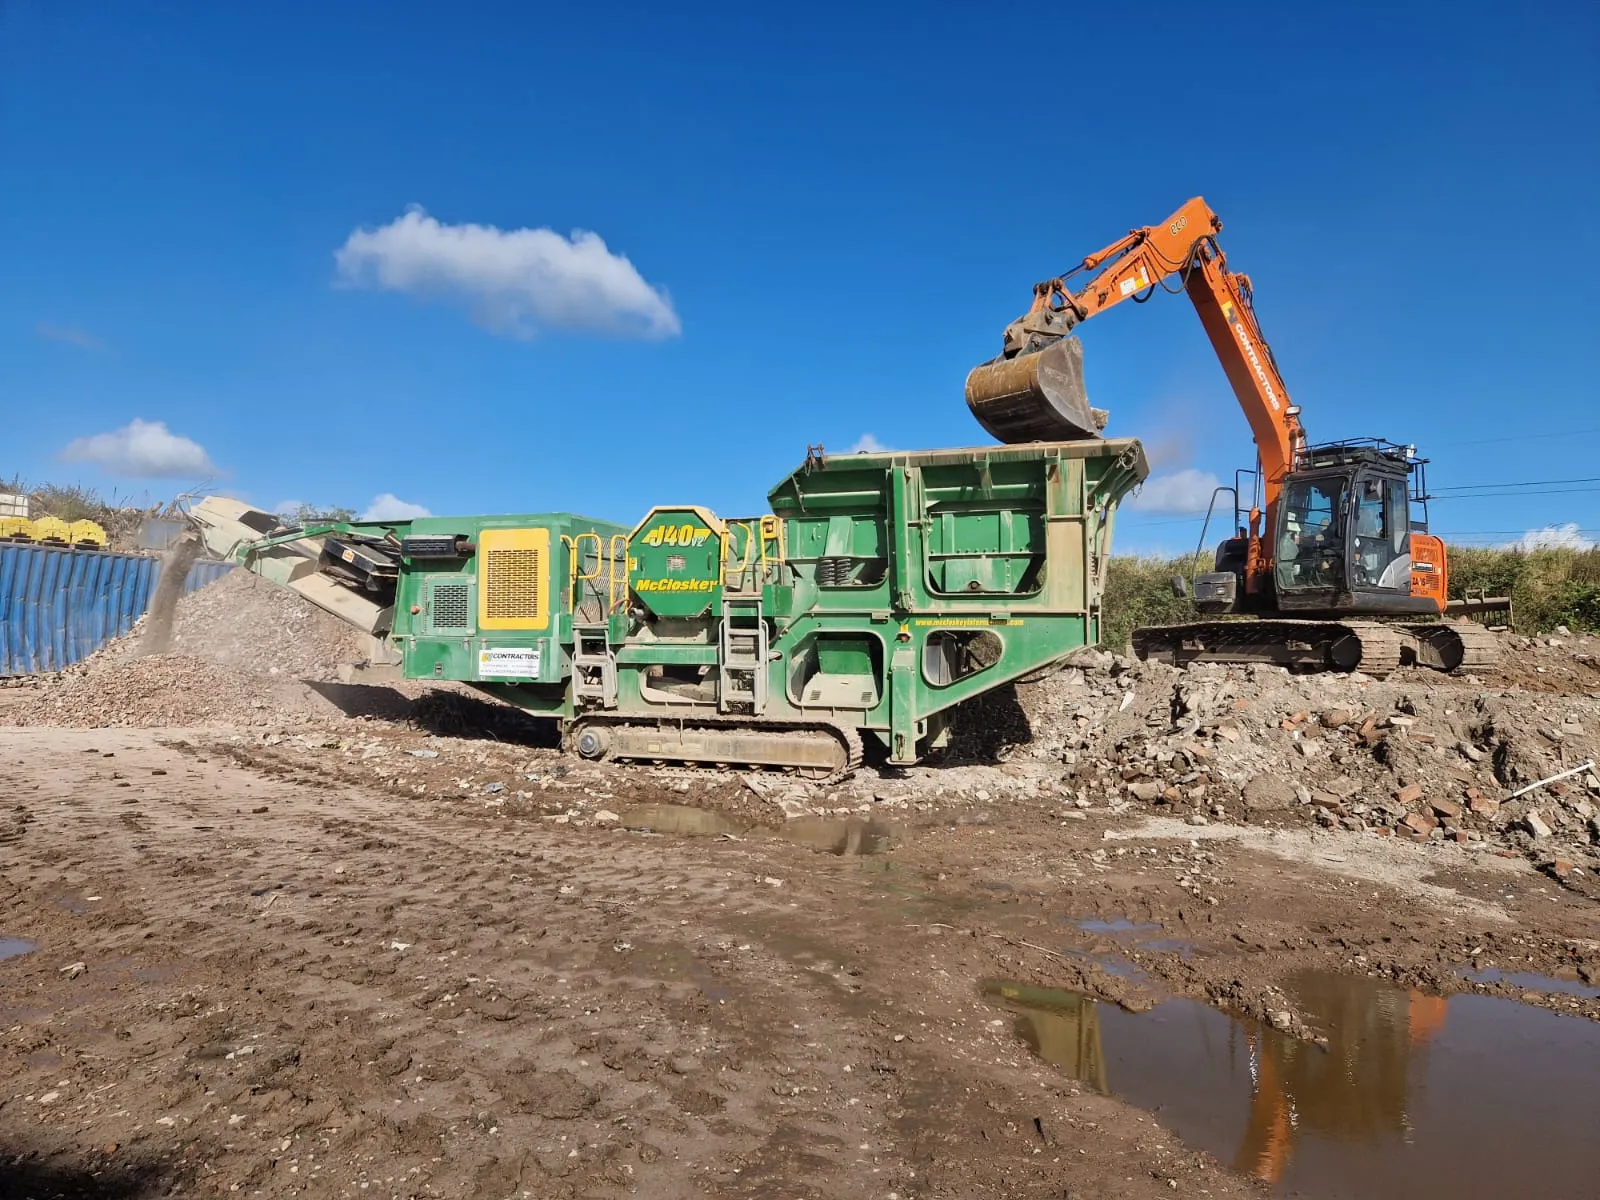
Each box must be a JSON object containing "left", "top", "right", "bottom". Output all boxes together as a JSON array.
[{"left": 938, "top": 638, "right": 1600, "bottom": 888}]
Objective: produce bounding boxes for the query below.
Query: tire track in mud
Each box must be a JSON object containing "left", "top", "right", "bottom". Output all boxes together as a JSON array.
[{"left": 0, "top": 728, "right": 908, "bottom": 1198}]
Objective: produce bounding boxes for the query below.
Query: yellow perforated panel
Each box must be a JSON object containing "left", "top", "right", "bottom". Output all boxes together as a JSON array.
[{"left": 478, "top": 528, "right": 550, "bottom": 630}]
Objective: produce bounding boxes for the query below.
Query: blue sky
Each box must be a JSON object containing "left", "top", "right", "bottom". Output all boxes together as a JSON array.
[{"left": 3, "top": 0, "right": 1596, "bottom": 551}]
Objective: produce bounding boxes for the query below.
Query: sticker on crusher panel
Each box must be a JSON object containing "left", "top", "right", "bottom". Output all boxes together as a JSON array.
[{"left": 479, "top": 647, "right": 541, "bottom": 678}]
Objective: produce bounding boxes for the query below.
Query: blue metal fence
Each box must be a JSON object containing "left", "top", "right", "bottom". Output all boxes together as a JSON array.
[{"left": 0, "top": 545, "right": 235, "bottom": 675}]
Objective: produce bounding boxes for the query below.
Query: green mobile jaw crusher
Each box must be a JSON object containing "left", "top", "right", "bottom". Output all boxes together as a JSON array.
[{"left": 191, "top": 438, "right": 1146, "bottom": 780}]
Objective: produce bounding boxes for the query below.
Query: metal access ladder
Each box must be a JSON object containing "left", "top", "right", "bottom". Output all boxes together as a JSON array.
[
  {"left": 718, "top": 595, "right": 768, "bottom": 713},
  {"left": 571, "top": 624, "right": 618, "bottom": 708}
]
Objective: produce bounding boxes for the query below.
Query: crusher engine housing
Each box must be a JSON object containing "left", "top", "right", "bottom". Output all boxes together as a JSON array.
[{"left": 192, "top": 439, "right": 1146, "bottom": 778}]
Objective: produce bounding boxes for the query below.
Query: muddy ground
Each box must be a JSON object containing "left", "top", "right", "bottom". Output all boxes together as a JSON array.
[
  {"left": 4, "top": 585, "right": 1600, "bottom": 1197},
  {"left": 4, "top": 716, "right": 1599, "bottom": 1199}
]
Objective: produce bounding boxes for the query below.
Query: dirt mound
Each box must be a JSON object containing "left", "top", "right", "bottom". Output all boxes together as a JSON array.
[{"left": 0, "top": 570, "right": 370, "bottom": 728}]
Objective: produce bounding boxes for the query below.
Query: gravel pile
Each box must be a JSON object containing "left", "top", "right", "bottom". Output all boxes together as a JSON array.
[
  {"left": 1, "top": 569, "right": 367, "bottom": 728},
  {"left": 126, "top": 569, "right": 362, "bottom": 679}
]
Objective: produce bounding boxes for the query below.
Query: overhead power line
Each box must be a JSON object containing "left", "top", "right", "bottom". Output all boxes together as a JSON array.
[
  {"left": 1431, "top": 475, "right": 1600, "bottom": 493},
  {"left": 1432, "top": 426, "right": 1600, "bottom": 448},
  {"left": 1432, "top": 486, "right": 1600, "bottom": 500}
]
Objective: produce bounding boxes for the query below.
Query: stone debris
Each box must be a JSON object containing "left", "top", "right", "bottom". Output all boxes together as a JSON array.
[{"left": 939, "top": 630, "right": 1600, "bottom": 877}]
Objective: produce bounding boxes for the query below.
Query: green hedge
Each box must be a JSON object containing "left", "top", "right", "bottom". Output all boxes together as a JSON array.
[
  {"left": 1447, "top": 546, "right": 1600, "bottom": 634},
  {"left": 1101, "top": 555, "right": 1204, "bottom": 651}
]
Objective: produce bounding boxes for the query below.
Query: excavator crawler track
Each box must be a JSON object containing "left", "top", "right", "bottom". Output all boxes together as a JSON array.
[
  {"left": 566, "top": 716, "right": 864, "bottom": 784},
  {"left": 1131, "top": 619, "right": 1421, "bottom": 678},
  {"left": 1403, "top": 620, "right": 1501, "bottom": 674}
]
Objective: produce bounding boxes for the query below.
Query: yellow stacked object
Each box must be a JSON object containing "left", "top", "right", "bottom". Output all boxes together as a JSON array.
[
  {"left": 0, "top": 516, "right": 111, "bottom": 548},
  {"left": 30, "top": 516, "right": 73, "bottom": 544},
  {"left": 69, "top": 520, "right": 109, "bottom": 548}
]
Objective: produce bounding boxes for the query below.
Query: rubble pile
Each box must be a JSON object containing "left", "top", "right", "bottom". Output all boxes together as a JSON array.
[
  {"left": 120, "top": 569, "right": 362, "bottom": 678},
  {"left": 1, "top": 654, "right": 342, "bottom": 728},
  {"left": 987, "top": 634, "right": 1600, "bottom": 880},
  {"left": 1, "top": 570, "right": 366, "bottom": 728}
]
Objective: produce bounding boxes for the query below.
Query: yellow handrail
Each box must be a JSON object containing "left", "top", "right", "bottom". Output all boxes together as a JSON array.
[
  {"left": 607, "top": 533, "right": 629, "bottom": 614},
  {"left": 562, "top": 532, "right": 603, "bottom": 611},
  {"left": 720, "top": 518, "right": 788, "bottom": 587},
  {"left": 719, "top": 522, "right": 757, "bottom": 587}
]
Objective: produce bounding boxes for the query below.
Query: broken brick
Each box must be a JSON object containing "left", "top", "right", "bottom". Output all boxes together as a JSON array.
[
  {"left": 1401, "top": 811, "right": 1437, "bottom": 838},
  {"left": 1429, "top": 798, "right": 1463, "bottom": 821},
  {"left": 1394, "top": 783, "right": 1424, "bottom": 807}
]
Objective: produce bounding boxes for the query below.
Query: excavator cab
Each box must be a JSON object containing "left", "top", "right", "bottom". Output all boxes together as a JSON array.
[{"left": 1270, "top": 442, "right": 1437, "bottom": 616}]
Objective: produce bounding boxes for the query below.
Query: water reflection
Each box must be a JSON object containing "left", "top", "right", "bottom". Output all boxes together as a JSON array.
[
  {"left": 780, "top": 817, "right": 896, "bottom": 856},
  {"left": 983, "top": 971, "right": 1600, "bottom": 1197},
  {"left": 617, "top": 804, "right": 747, "bottom": 836}
]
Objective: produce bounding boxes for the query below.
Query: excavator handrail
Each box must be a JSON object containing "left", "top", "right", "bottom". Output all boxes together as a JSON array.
[{"left": 1189, "top": 483, "right": 1240, "bottom": 594}]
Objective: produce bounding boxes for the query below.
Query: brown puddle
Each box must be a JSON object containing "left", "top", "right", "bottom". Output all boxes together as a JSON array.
[
  {"left": 984, "top": 971, "right": 1600, "bottom": 1197},
  {"left": 1458, "top": 966, "right": 1600, "bottom": 999},
  {"left": 619, "top": 806, "right": 897, "bottom": 856},
  {"left": 618, "top": 805, "right": 748, "bottom": 837},
  {"left": 1076, "top": 915, "right": 1192, "bottom": 956},
  {"left": 779, "top": 817, "right": 896, "bottom": 856}
]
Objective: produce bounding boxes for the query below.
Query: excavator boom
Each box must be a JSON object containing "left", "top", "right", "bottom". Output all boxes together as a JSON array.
[{"left": 966, "top": 198, "right": 1305, "bottom": 569}]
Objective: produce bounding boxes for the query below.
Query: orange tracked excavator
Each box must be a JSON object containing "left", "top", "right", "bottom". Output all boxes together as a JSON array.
[{"left": 964, "top": 197, "right": 1498, "bottom": 675}]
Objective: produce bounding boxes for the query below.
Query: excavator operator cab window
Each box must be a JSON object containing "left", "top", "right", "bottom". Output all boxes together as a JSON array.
[
  {"left": 1350, "top": 476, "right": 1412, "bottom": 591},
  {"left": 1275, "top": 478, "right": 1344, "bottom": 592}
]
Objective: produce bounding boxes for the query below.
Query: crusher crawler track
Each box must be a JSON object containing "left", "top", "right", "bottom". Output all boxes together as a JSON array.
[
  {"left": 566, "top": 717, "right": 865, "bottom": 784},
  {"left": 1131, "top": 618, "right": 1499, "bottom": 678}
]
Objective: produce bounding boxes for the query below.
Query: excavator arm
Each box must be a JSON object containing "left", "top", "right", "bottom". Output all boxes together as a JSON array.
[{"left": 966, "top": 198, "right": 1307, "bottom": 576}]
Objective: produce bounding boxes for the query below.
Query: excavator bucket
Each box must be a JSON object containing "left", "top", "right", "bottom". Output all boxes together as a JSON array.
[{"left": 965, "top": 337, "right": 1105, "bottom": 444}]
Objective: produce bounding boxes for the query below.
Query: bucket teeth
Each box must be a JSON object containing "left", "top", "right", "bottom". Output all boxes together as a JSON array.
[{"left": 965, "top": 337, "right": 1105, "bottom": 444}]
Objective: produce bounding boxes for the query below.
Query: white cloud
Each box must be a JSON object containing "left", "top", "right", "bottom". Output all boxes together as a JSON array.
[
  {"left": 1127, "top": 469, "right": 1222, "bottom": 515},
  {"left": 1515, "top": 523, "right": 1595, "bottom": 551},
  {"left": 846, "top": 433, "right": 889, "bottom": 454},
  {"left": 36, "top": 321, "right": 107, "bottom": 352},
  {"left": 334, "top": 206, "right": 680, "bottom": 340},
  {"left": 360, "top": 493, "right": 432, "bottom": 522},
  {"left": 60, "top": 418, "right": 217, "bottom": 478}
]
